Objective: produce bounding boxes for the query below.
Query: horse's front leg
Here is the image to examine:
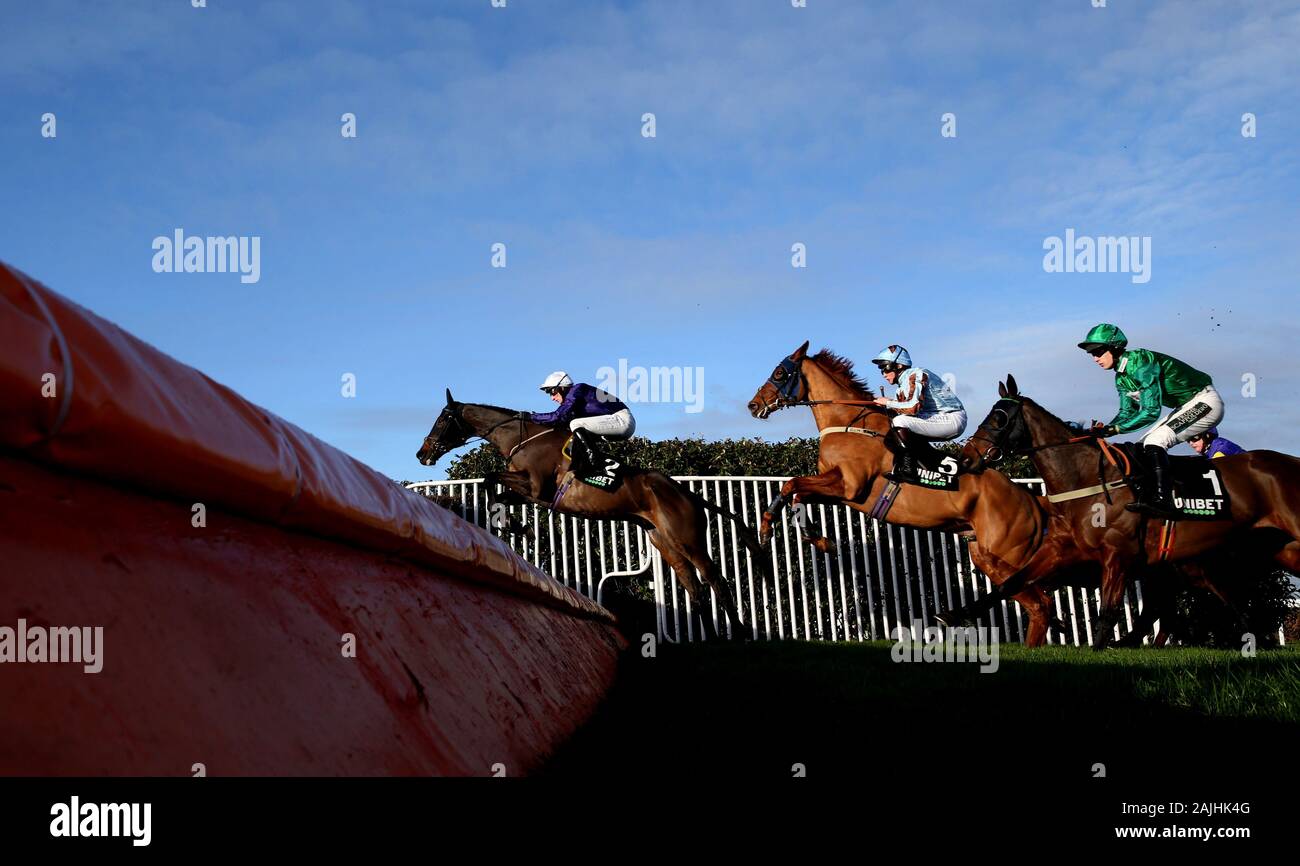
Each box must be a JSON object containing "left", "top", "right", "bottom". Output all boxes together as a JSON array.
[
  {"left": 760, "top": 478, "right": 797, "bottom": 546},
  {"left": 480, "top": 470, "right": 540, "bottom": 534},
  {"left": 1093, "top": 548, "right": 1133, "bottom": 651},
  {"left": 941, "top": 542, "right": 1016, "bottom": 627},
  {"left": 486, "top": 469, "right": 536, "bottom": 501},
  {"left": 761, "top": 469, "right": 848, "bottom": 555}
]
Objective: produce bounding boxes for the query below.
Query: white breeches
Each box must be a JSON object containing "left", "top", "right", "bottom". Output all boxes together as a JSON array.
[
  {"left": 894, "top": 410, "right": 967, "bottom": 442},
  {"left": 1140, "top": 386, "right": 1224, "bottom": 449},
  {"left": 569, "top": 409, "right": 635, "bottom": 439},
  {"left": 891, "top": 410, "right": 968, "bottom": 441}
]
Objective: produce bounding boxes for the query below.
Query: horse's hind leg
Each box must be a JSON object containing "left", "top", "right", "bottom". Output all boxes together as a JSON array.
[
  {"left": 680, "top": 539, "right": 747, "bottom": 641},
  {"left": 649, "top": 533, "right": 718, "bottom": 641}
]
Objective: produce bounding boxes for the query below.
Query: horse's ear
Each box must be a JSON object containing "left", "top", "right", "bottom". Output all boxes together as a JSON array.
[
  {"left": 445, "top": 388, "right": 455, "bottom": 406},
  {"left": 1006, "top": 374, "right": 1018, "bottom": 396},
  {"left": 793, "top": 340, "right": 810, "bottom": 360},
  {"left": 998, "top": 380, "right": 1008, "bottom": 398}
]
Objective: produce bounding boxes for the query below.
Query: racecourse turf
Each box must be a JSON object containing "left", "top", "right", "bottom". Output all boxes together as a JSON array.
[{"left": 542, "top": 640, "right": 1300, "bottom": 785}]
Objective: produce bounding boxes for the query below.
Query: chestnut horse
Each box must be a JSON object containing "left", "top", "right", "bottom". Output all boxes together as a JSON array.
[
  {"left": 416, "top": 390, "right": 761, "bottom": 640},
  {"left": 746, "top": 341, "right": 1084, "bottom": 646},
  {"left": 958, "top": 376, "right": 1300, "bottom": 648}
]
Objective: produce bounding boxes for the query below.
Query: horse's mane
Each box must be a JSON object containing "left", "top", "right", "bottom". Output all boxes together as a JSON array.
[
  {"left": 1013, "top": 393, "right": 1094, "bottom": 447},
  {"left": 811, "top": 349, "right": 873, "bottom": 397},
  {"left": 466, "top": 402, "right": 524, "bottom": 416},
  {"left": 1019, "top": 394, "right": 1070, "bottom": 429}
]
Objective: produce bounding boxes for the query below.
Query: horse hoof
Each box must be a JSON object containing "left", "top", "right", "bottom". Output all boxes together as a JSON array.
[{"left": 936, "top": 609, "right": 968, "bottom": 628}]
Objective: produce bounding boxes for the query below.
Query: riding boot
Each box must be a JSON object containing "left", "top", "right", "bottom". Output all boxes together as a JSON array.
[
  {"left": 884, "top": 427, "right": 913, "bottom": 480},
  {"left": 568, "top": 429, "right": 591, "bottom": 475},
  {"left": 1126, "top": 445, "right": 1178, "bottom": 517}
]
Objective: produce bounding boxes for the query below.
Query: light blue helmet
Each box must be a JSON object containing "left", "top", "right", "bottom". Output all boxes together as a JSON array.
[{"left": 872, "top": 345, "right": 911, "bottom": 370}]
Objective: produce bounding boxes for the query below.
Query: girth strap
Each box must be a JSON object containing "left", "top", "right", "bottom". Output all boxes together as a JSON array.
[
  {"left": 819, "top": 426, "right": 880, "bottom": 438},
  {"left": 869, "top": 480, "right": 901, "bottom": 520},
  {"left": 1045, "top": 480, "right": 1128, "bottom": 503}
]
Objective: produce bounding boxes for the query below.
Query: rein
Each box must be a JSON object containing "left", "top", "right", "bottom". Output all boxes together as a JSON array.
[
  {"left": 757, "top": 353, "right": 893, "bottom": 418},
  {"left": 428, "top": 407, "right": 555, "bottom": 463},
  {"left": 972, "top": 410, "right": 1135, "bottom": 504}
]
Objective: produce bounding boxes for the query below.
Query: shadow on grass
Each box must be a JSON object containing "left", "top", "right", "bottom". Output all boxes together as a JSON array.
[{"left": 542, "top": 640, "right": 1300, "bottom": 785}]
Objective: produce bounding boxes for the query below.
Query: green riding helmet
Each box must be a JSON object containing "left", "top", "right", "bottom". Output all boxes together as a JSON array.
[{"left": 1078, "top": 323, "right": 1128, "bottom": 352}]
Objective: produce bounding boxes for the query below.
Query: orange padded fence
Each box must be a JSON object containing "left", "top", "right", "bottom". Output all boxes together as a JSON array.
[{"left": 0, "top": 262, "right": 623, "bottom": 775}]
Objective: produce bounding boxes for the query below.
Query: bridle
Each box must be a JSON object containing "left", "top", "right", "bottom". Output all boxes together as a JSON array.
[
  {"left": 423, "top": 403, "right": 545, "bottom": 461},
  {"left": 754, "top": 354, "right": 888, "bottom": 431},
  {"left": 752, "top": 355, "right": 809, "bottom": 417},
  {"left": 967, "top": 397, "right": 1109, "bottom": 467}
]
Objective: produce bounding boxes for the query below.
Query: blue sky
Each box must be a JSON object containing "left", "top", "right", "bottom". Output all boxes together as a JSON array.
[{"left": 3, "top": 0, "right": 1298, "bottom": 479}]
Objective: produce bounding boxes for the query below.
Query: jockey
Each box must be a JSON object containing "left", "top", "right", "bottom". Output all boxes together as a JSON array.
[
  {"left": 529, "top": 371, "right": 635, "bottom": 468},
  {"left": 867, "top": 345, "right": 967, "bottom": 470},
  {"left": 1078, "top": 323, "right": 1224, "bottom": 516},
  {"left": 1188, "top": 428, "right": 1244, "bottom": 459}
]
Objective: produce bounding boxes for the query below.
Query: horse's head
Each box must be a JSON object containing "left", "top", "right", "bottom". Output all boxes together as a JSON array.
[
  {"left": 416, "top": 389, "right": 473, "bottom": 466},
  {"left": 959, "top": 375, "right": 1032, "bottom": 473},
  {"left": 748, "top": 340, "right": 811, "bottom": 419}
]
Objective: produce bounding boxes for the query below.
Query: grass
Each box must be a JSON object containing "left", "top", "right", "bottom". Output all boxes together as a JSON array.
[{"left": 542, "top": 640, "right": 1300, "bottom": 783}]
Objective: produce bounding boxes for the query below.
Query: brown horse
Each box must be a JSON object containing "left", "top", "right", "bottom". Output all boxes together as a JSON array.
[
  {"left": 416, "top": 390, "right": 758, "bottom": 640},
  {"left": 958, "top": 376, "right": 1300, "bottom": 648},
  {"left": 746, "top": 341, "right": 1083, "bottom": 646}
]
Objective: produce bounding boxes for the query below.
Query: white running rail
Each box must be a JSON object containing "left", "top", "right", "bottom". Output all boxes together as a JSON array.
[{"left": 407, "top": 476, "right": 1278, "bottom": 646}]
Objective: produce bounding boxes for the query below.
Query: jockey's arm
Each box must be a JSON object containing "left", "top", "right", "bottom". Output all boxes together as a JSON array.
[
  {"left": 882, "top": 371, "right": 924, "bottom": 416},
  {"left": 1110, "top": 351, "right": 1164, "bottom": 433},
  {"left": 529, "top": 385, "right": 583, "bottom": 425}
]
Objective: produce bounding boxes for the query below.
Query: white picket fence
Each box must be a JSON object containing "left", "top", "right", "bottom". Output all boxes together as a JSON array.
[{"left": 407, "top": 476, "right": 1182, "bottom": 646}]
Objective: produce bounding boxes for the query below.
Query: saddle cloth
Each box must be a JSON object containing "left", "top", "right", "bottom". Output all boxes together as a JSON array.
[{"left": 1115, "top": 443, "right": 1232, "bottom": 521}]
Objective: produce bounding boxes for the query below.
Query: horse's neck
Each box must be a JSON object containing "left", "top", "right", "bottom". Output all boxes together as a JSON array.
[
  {"left": 465, "top": 405, "right": 548, "bottom": 457},
  {"left": 1024, "top": 404, "right": 1098, "bottom": 492},
  {"left": 805, "top": 363, "right": 889, "bottom": 433}
]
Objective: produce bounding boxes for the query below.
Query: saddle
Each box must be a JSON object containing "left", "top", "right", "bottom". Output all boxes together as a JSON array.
[{"left": 1112, "top": 442, "right": 1231, "bottom": 522}]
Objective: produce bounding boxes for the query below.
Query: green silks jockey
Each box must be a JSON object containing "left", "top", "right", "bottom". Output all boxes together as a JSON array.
[{"left": 1078, "top": 324, "right": 1224, "bottom": 517}]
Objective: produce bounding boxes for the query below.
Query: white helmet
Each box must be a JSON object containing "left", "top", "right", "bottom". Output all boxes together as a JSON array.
[{"left": 539, "top": 371, "right": 573, "bottom": 391}]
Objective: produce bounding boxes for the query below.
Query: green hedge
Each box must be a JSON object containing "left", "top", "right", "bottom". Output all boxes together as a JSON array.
[{"left": 445, "top": 435, "right": 1038, "bottom": 480}]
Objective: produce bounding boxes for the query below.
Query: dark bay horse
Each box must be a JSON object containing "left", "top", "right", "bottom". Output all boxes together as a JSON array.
[
  {"left": 958, "top": 375, "right": 1300, "bottom": 648},
  {"left": 746, "top": 341, "right": 1085, "bottom": 646},
  {"left": 416, "top": 390, "right": 760, "bottom": 640}
]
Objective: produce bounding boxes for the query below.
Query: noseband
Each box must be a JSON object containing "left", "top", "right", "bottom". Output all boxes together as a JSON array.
[{"left": 755, "top": 355, "right": 810, "bottom": 416}]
